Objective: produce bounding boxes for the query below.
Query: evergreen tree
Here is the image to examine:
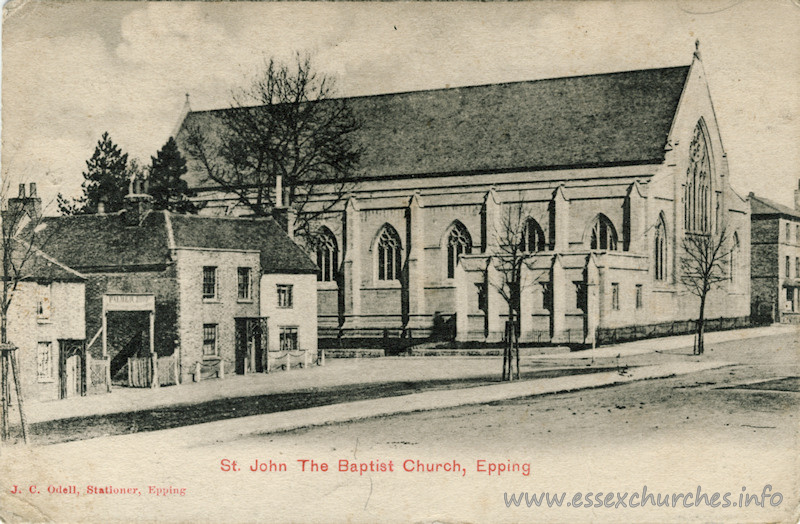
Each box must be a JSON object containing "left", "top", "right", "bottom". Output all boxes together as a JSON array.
[
  {"left": 58, "top": 132, "right": 129, "bottom": 215},
  {"left": 149, "top": 137, "right": 197, "bottom": 213}
]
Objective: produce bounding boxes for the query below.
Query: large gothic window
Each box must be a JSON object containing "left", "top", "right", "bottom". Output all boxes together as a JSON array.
[
  {"left": 589, "top": 215, "right": 618, "bottom": 251},
  {"left": 376, "top": 225, "right": 402, "bottom": 281},
  {"left": 654, "top": 216, "right": 667, "bottom": 281},
  {"left": 685, "top": 122, "right": 713, "bottom": 234},
  {"left": 315, "top": 227, "right": 338, "bottom": 282},
  {"left": 446, "top": 222, "right": 472, "bottom": 279},
  {"left": 520, "top": 218, "right": 546, "bottom": 253}
]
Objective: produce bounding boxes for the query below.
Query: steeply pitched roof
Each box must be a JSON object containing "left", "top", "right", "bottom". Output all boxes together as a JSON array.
[
  {"left": 168, "top": 214, "right": 317, "bottom": 274},
  {"left": 2, "top": 238, "right": 86, "bottom": 283},
  {"left": 29, "top": 210, "right": 316, "bottom": 274},
  {"left": 177, "top": 65, "right": 691, "bottom": 188},
  {"left": 750, "top": 194, "right": 800, "bottom": 220}
]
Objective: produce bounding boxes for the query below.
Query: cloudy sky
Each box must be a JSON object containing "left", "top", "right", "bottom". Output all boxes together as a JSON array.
[{"left": 3, "top": 0, "right": 799, "bottom": 212}]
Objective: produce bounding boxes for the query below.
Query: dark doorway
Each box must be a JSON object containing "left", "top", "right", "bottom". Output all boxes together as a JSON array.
[
  {"left": 106, "top": 311, "right": 151, "bottom": 383},
  {"left": 58, "top": 339, "right": 85, "bottom": 399},
  {"left": 235, "top": 318, "right": 269, "bottom": 374}
]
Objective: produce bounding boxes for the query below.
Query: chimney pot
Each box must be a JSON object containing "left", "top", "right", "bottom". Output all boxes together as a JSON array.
[
  {"left": 29, "top": 183, "right": 37, "bottom": 197},
  {"left": 18, "top": 184, "right": 25, "bottom": 198}
]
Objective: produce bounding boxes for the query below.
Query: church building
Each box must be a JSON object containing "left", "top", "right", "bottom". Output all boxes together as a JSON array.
[{"left": 175, "top": 45, "right": 750, "bottom": 345}]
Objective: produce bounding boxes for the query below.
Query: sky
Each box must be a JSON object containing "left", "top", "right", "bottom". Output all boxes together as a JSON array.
[{"left": 2, "top": 0, "right": 799, "bottom": 213}]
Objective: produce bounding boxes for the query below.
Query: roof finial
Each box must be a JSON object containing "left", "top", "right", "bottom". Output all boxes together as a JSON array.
[{"left": 694, "top": 39, "right": 701, "bottom": 60}]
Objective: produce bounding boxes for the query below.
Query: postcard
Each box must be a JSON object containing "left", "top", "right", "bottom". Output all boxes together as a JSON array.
[{"left": 1, "top": 1, "right": 798, "bottom": 522}]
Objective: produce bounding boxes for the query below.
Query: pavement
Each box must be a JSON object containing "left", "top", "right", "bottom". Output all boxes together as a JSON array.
[{"left": 13, "top": 324, "right": 792, "bottom": 437}]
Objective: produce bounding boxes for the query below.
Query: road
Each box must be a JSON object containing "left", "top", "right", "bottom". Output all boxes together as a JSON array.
[
  {"left": 256, "top": 331, "right": 799, "bottom": 454},
  {"left": 1, "top": 331, "right": 798, "bottom": 523}
]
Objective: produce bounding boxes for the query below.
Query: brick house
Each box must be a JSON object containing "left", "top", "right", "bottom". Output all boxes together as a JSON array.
[
  {"left": 23, "top": 187, "right": 317, "bottom": 385},
  {"left": 749, "top": 187, "right": 800, "bottom": 324},
  {"left": 1, "top": 238, "right": 87, "bottom": 401},
  {"left": 175, "top": 45, "right": 751, "bottom": 344}
]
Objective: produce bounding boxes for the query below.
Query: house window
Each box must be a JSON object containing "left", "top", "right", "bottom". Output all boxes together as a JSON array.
[
  {"left": 730, "top": 233, "right": 740, "bottom": 283},
  {"left": 654, "top": 218, "right": 667, "bottom": 281},
  {"left": 796, "top": 258, "right": 799, "bottom": 280},
  {"left": 589, "top": 215, "right": 618, "bottom": 251},
  {"left": 37, "top": 342, "right": 53, "bottom": 382},
  {"left": 635, "top": 284, "right": 643, "bottom": 309},
  {"left": 237, "top": 267, "right": 252, "bottom": 300},
  {"left": 611, "top": 283, "right": 620, "bottom": 310},
  {"left": 202, "top": 324, "right": 218, "bottom": 356},
  {"left": 786, "top": 288, "right": 795, "bottom": 311},
  {"left": 786, "top": 223, "right": 791, "bottom": 243},
  {"left": 202, "top": 266, "right": 217, "bottom": 299},
  {"left": 36, "top": 284, "right": 51, "bottom": 320},
  {"left": 376, "top": 225, "right": 402, "bottom": 281},
  {"left": 684, "top": 121, "right": 713, "bottom": 234},
  {"left": 277, "top": 284, "right": 293, "bottom": 308},
  {"left": 795, "top": 225, "right": 799, "bottom": 244},
  {"left": 521, "top": 218, "right": 546, "bottom": 252},
  {"left": 446, "top": 222, "right": 472, "bottom": 279},
  {"left": 279, "top": 327, "right": 298, "bottom": 351},
  {"left": 786, "top": 256, "right": 791, "bottom": 279},
  {"left": 315, "top": 227, "right": 338, "bottom": 282}
]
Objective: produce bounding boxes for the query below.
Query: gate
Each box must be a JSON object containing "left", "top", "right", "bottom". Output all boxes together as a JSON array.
[
  {"left": 235, "top": 317, "right": 269, "bottom": 374},
  {"left": 58, "top": 339, "right": 85, "bottom": 399}
]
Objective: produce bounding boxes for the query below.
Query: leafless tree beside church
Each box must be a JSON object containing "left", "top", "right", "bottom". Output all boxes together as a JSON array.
[
  {"left": 490, "top": 200, "right": 547, "bottom": 380},
  {"left": 182, "top": 53, "right": 363, "bottom": 242},
  {"left": 680, "top": 227, "right": 733, "bottom": 355}
]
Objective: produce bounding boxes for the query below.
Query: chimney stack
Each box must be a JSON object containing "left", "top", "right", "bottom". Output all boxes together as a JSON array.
[
  {"left": 795, "top": 179, "right": 800, "bottom": 211},
  {"left": 123, "top": 174, "right": 153, "bottom": 226},
  {"left": 271, "top": 206, "right": 296, "bottom": 239},
  {"left": 3, "top": 182, "right": 42, "bottom": 235}
]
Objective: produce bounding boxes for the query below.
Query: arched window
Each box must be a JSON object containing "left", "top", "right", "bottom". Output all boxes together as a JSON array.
[
  {"left": 654, "top": 216, "right": 667, "bottom": 281},
  {"left": 376, "top": 225, "right": 402, "bottom": 281},
  {"left": 520, "top": 218, "right": 546, "bottom": 253},
  {"left": 315, "top": 227, "right": 338, "bottom": 282},
  {"left": 589, "top": 215, "right": 618, "bottom": 251},
  {"left": 685, "top": 122, "right": 713, "bottom": 234},
  {"left": 730, "top": 232, "right": 740, "bottom": 284},
  {"left": 446, "top": 222, "right": 472, "bottom": 279}
]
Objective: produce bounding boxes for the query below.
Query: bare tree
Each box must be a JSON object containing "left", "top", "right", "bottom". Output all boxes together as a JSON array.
[
  {"left": 1, "top": 178, "right": 54, "bottom": 444},
  {"left": 680, "top": 227, "right": 733, "bottom": 355},
  {"left": 490, "top": 200, "right": 546, "bottom": 380},
  {"left": 182, "top": 53, "right": 362, "bottom": 240}
]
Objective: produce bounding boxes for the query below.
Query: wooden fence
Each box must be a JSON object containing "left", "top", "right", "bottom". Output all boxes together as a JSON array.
[
  {"left": 85, "top": 352, "right": 111, "bottom": 395},
  {"left": 128, "top": 353, "right": 179, "bottom": 388}
]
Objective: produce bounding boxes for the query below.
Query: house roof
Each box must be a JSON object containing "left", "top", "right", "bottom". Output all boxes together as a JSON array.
[
  {"left": 177, "top": 65, "right": 691, "bottom": 188},
  {"left": 28, "top": 210, "right": 317, "bottom": 274},
  {"left": 168, "top": 214, "right": 318, "bottom": 274},
  {"left": 33, "top": 212, "right": 172, "bottom": 270},
  {"left": 749, "top": 194, "right": 800, "bottom": 221},
  {"left": 1, "top": 238, "right": 86, "bottom": 283}
]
